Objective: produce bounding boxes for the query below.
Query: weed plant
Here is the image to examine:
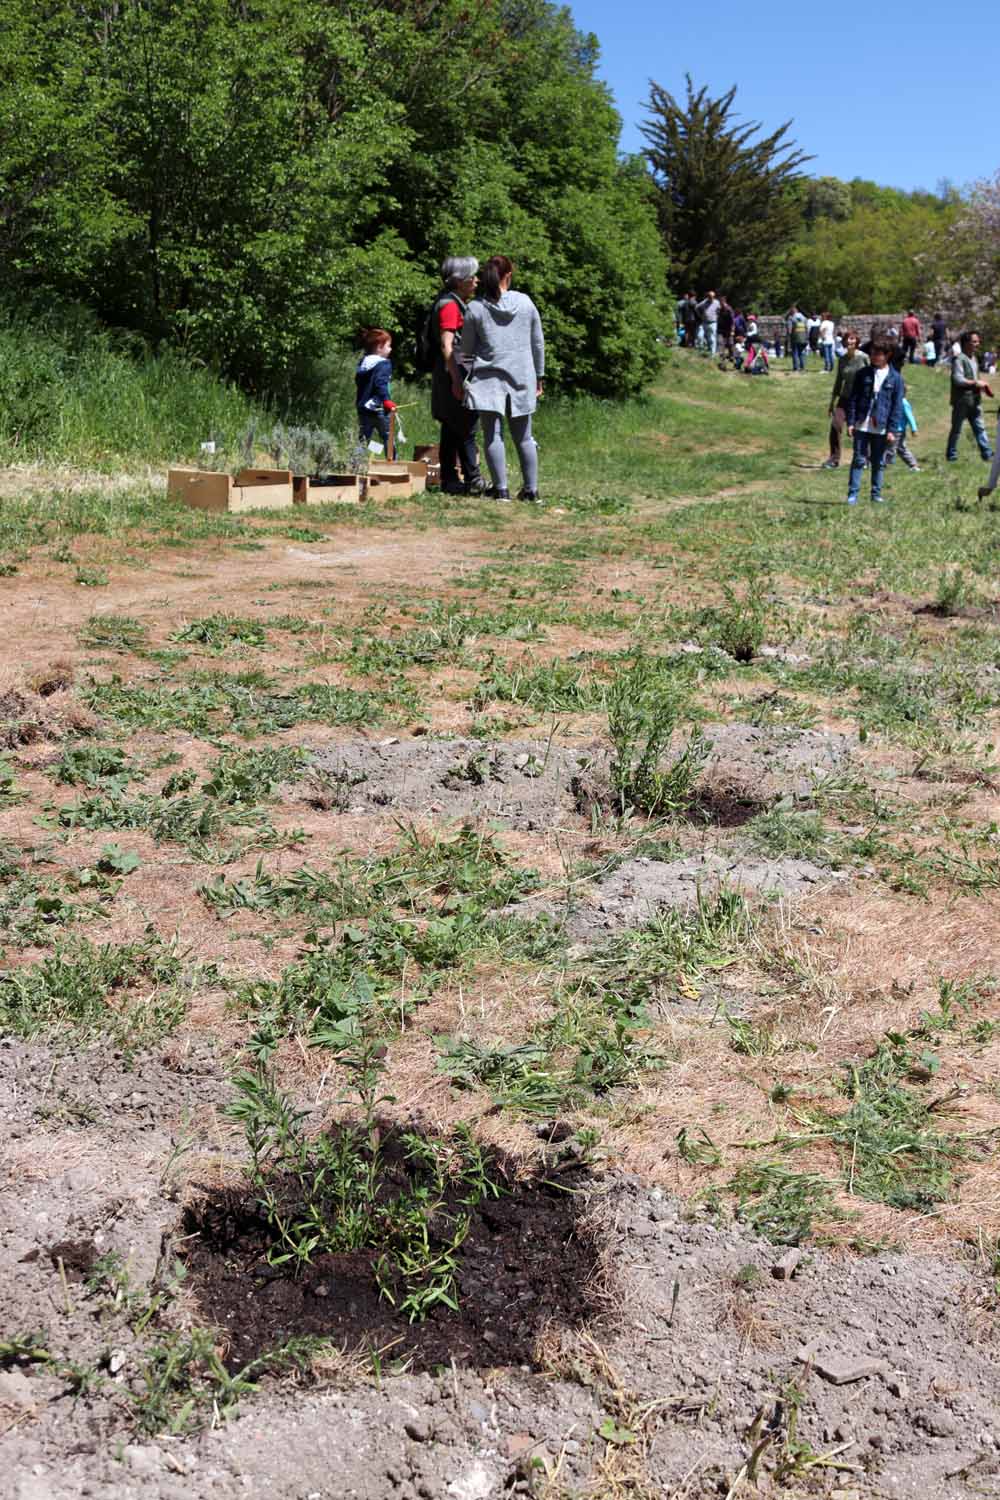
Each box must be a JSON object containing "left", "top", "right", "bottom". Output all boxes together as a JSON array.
[
  {"left": 607, "top": 656, "right": 707, "bottom": 815},
  {"left": 228, "top": 1040, "right": 498, "bottom": 1320}
]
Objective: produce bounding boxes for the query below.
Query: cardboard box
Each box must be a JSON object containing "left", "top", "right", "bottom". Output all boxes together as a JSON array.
[
  {"left": 168, "top": 466, "right": 294, "bottom": 513},
  {"left": 366, "top": 463, "right": 414, "bottom": 501},
  {"left": 293, "top": 474, "right": 364, "bottom": 505}
]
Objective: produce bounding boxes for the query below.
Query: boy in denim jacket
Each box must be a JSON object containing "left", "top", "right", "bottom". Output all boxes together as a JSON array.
[{"left": 846, "top": 337, "right": 904, "bottom": 505}]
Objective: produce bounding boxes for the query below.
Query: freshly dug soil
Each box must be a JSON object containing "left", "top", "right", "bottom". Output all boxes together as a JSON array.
[
  {"left": 306, "top": 725, "right": 853, "bottom": 832},
  {"left": 4, "top": 1137, "right": 999, "bottom": 1500}
]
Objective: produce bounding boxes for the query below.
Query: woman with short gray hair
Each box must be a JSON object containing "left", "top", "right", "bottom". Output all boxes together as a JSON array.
[{"left": 430, "top": 256, "right": 484, "bottom": 495}]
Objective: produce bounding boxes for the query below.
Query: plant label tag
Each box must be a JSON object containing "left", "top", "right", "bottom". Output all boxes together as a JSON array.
[
  {"left": 200, "top": 441, "right": 217, "bottom": 454},
  {"left": 367, "top": 440, "right": 385, "bottom": 455}
]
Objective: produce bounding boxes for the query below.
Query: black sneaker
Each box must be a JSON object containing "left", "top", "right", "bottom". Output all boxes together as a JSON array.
[
  {"left": 465, "top": 477, "right": 486, "bottom": 496},
  {"left": 820, "top": 460, "right": 839, "bottom": 470},
  {"left": 487, "top": 487, "right": 511, "bottom": 502},
  {"left": 442, "top": 483, "right": 466, "bottom": 495},
  {"left": 517, "top": 488, "right": 541, "bottom": 503}
]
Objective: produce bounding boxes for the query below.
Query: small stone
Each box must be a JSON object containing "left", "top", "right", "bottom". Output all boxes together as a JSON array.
[
  {"left": 123, "top": 1444, "right": 161, "bottom": 1475},
  {"left": 0, "top": 1370, "right": 37, "bottom": 1406},
  {"left": 799, "top": 1350, "right": 889, "bottom": 1385},
  {"left": 888, "top": 1374, "right": 909, "bottom": 1399},
  {"left": 505, "top": 1433, "right": 535, "bottom": 1460},
  {"left": 446, "top": 1463, "right": 496, "bottom": 1500},
  {"left": 109, "top": 1349, "right": 127, "bottom": 1375},
  {"left": 468, "top": 1401, "right": 489, "bottom": 1425},
  {"left": 313, "top": 1284, "right": 329, "bottom": 1298},
  {"left": 772, "top": 1249, "right": 801, "bottom": 1281},
  {"left": 404, "top": 1418, "right": 429, "bottom": 1443}
]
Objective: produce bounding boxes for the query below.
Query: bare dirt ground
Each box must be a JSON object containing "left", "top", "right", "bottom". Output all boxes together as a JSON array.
[{"left": 3, "top": 455, "right": 1000, "bottom": 1500}]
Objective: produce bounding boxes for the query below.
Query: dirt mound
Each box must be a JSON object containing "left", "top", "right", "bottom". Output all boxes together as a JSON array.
[
  {"left": 509, "top": 850, "right": 847, "bottom": 942},
  {"left": 5, "top": 1176, "right": 997, "bottom": 1499},
  {"left": 305, "top": 725, "right": 853, "bottom": 831}
]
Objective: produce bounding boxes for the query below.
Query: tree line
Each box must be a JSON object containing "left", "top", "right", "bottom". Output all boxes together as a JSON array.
[
  {"left": 1, "top": 0, "right": 668, "bottom": 398},
  {"left": 4, "top": 4, "right": 992, "bottom": 402},
  {"left": 640, "top": 77, "right": 969, "bottom": 321}
]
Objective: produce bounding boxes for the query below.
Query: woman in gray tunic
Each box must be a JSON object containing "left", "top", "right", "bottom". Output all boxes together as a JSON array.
[{"left": 459, "top": 255, "right": 544, "bottom": 501}]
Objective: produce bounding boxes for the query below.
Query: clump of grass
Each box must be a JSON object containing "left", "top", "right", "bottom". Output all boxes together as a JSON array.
[
  {"left": 79, "top": 614, "right": 149, "bottom": 652},
  {"left": 472, "top": 656, "right": 601, "bottom": 712},
  {"left": 607, "top": 655, "right": 707, "bottom": 814},
  {"left": 729, "top": 1163, "right": 843, "bottom": 1245},
  {"left": 745, "top": 806, "right": 829, "bottom": 861},
  {"left": 172, "top": 614, "right": 268, "bottom": 650},
  {"left": 83, "top": 671, "right": 386, "bottom": 738},
  {"left": 0, "top": 935, "right": 185, "bottom": 1049}
]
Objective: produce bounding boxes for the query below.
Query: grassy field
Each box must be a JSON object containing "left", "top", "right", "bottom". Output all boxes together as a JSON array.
[{"left": 3, "top": 344, "right": 1000, "bottom": 1491}]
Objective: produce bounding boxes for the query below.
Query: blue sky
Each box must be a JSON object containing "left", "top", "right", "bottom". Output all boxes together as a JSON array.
[{"left": 569, "top": 0, "right": 1000, "bottom": 193}]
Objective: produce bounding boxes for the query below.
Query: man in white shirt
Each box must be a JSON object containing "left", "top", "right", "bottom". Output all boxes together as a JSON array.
[
  {"left": 697, "top": 291, "right": 720, "bottom": 355},
  {"left": 819, "top": 313, "right": 836, "bottom": 372}
]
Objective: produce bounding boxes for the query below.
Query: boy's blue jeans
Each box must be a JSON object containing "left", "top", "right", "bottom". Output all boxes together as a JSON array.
[
  {"left": 847, "top": 431, "right": 889, "bottom": 502},
  {"left": 791, "top": 343, "right": 806, "bottom": 371}
]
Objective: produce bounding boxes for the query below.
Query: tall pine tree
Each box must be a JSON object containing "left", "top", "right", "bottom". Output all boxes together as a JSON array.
[{"left": 641, "top": 76, "right": 809, "bottom": 304}]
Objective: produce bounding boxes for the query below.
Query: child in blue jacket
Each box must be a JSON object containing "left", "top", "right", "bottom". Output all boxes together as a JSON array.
[
  {"left": 846, "top": 337, "right": 904, "bottom": 504},
  {"left": 355, "top": 328, "right": 397, "bottom": 457}
]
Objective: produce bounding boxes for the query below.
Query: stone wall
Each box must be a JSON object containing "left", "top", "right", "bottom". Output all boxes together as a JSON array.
[{"left": 753, "top": 313, "right": 912, "bottom": 343}]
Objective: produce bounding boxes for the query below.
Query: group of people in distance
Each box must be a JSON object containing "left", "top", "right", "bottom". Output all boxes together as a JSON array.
[
  {"left": 675, "top": 290, "right": 759, "bottom": 357},
  {"left": 355, "top": 255, "right": 545, "bottom": 502},
  {"left": 826, "top": 325, "right": 999, "bottom": 505}
]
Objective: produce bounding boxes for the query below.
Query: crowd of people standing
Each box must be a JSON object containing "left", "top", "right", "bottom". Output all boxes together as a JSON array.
[{"left": 675, "top": 292, "right": 999, "bottom": 505}]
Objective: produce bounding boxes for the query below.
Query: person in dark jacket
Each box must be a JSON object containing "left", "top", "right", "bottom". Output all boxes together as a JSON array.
[
  {"left": 431, "top": 256, "right": 484, "bottom": 495},
  {"left": 845, "top": 337, "right": 904, "bottom": 504},
  {"left": 355, "top": 328, "right": 397, "bottom": 457},
  {"left": 931, "top": 313, "right": 948, "bottom": 367},
  {"left": 823, "top": 329, "right": 868, "bottom": 467}
]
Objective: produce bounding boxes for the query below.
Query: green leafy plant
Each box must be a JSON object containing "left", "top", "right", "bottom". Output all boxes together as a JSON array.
[
  {"left": 607, "top": 656, "right": 707, "bottom": 814},
  {"left": 712, "top": 572, "right": 771, "bottom": 662},
  {"left": 226, "top": 1037, "right": 497, "bottom": 1320},
  {"left": 79, "top": 614, "right": 148, "bottom": 651}
]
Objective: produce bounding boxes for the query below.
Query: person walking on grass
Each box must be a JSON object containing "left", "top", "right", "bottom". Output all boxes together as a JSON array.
[
  {"left": 819, "top": 311, "right": 836, "bottom": 373},
  {"left": 947, "top": 330, "right": 994, "bottom": 464},
  {"left": 845, "top": 336, "right": 904, "bottom": 505},
  {"left": 900, "top": 310, "right": 922, "bottom": 364},
  {"left": 823, "top": 329, "right": 868, "bottom": 468},
  {"left": 977, "top": 407, "right": 1000, "bottom": 501},
  {"left": 459, "top": 254, "right": 545, "bottom": 503},
  {"left": 787, "top": 305, "right": 808, "bottom": 371}
]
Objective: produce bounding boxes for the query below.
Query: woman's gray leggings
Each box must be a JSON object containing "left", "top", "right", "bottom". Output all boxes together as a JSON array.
[{"left": 480, "top": 411, "right": 538, "bottom": 492}]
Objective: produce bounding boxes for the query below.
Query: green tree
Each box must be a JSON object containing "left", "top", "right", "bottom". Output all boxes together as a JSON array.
[
  {"left": 641, "top": 76, "right": 810, "bottom": 303},
  {"left": 769, "top": 177, "right": 960, "bottom": 313},
  {"left": 0, "top": 0, "right": 669, "bottom": 398}
]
